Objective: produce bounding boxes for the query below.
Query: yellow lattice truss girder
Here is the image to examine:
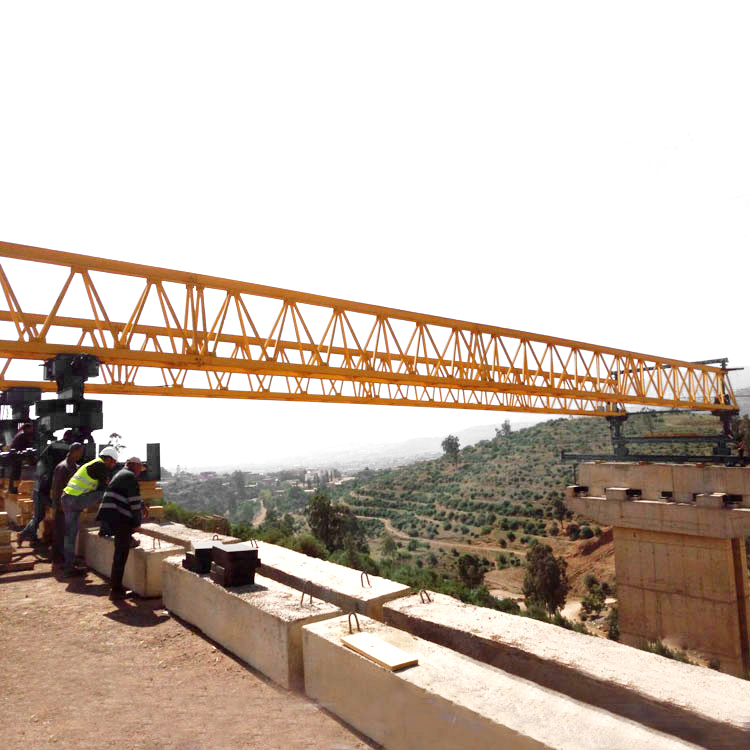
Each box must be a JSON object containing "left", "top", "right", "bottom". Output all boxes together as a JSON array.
[{"left": 0, "top": 241, "right": 737, "bottom": 416}]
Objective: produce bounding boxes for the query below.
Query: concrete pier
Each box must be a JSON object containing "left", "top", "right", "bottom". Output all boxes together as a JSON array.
[
  {"left": 303, "top": 615, "right": 710, "bottom": 750},
  {"left": 162, "top": 556, "right": 342, "bottom": 690},
  {"left": 569, "top": 463, "right": 750, "bottom": 676},
  {"left": 83, "top": 528, "right": 182, "bottom": 596}
]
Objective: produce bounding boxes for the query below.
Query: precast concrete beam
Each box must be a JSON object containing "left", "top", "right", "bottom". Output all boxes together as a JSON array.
[
  {"left": 83, "top": 528, "right": 182, "bottom": 597},
  {"left": 256, "top": 541, "right": 411, "bottom": 618},
  {"left": 302, "top": 615, "right": 711, "bottom": 750},
  {"left": 383, "top": 592, "right": 750, "bottom": 749},
  {"left": 138, "top": 520, "right": 239, "bottom": 548},
  {"left": 162, "top": 557, "right": 341, "bottom": 690}
]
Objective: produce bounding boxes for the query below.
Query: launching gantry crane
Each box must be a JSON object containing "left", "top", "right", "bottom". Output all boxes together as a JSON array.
[{"left": 0, "top": 241, "right": 741, "bottom": 464}]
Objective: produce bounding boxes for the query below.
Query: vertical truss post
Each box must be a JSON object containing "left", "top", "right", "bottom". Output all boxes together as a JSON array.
[{"left": 607, "top": 414, "right": 629, "bottom": 460}]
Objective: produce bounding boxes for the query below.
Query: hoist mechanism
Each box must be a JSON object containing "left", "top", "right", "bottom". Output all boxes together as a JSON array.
[{"left": 0, "top": 240, "right": 741, "bottom": 465}]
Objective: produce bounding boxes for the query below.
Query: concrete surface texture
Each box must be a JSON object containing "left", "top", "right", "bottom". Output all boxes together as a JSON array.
[
  {"left": 83, "top": 528, "right": 182, "bottom": 597},
  {"left": 139, "top": 520, "right": 239, "bottom": 548},
  {"left": 578, "top": 462, "right": 750, "bottom": 504},
  {"left": 614, "top": 527, "right": 750, "bottom": 675},
  {"left": 566, "top": 494, "right": 750, "bottom": 538},
  {"left": 162, "top": 556, "right": 342, "bottom": 690},
  {"left": 256, "top": 541, "right": 411, "bottom": 618},
  {"left": 303, "top": 615, "right": 709, "bottom": 750},
  {"left": 383, "top": 592, "right": 750, "bottom": 749},
  {"left": 571, "top": 462, "right": 750, "bottom": 678}
]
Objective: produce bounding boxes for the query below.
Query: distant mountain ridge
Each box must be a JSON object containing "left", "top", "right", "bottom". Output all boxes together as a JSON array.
[{"left": 194, "top": 419, "right": 545, "bottom": 473}]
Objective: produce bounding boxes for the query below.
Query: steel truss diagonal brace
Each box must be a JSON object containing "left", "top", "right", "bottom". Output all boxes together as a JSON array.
[{"left": 0, "top": 241, "right": 737, "bottom": 416}]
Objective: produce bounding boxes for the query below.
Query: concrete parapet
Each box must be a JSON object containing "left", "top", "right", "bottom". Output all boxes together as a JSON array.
[
  {"left": 83, "top": 528, "right": 182, "bottom": 597},
  {"left": 383, "top": 592, "right": 750, "bottom": 749},
  {"left": 162, "top": 557, "right": 341, "bottom": 690},
  {"left": 303, "top": 615, "right": 710, "bottom": 750},
  {"left": 138, "top": 520, "right": 238, "bottom": 548},
  {"left": 257, "top": 541, "right": 411, "bottom": 618}
]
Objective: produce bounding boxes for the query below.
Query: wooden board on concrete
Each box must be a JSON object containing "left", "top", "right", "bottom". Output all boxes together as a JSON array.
[
  {"left": 0, "top": 561, "right": 35, "bottom": 573},
  {"left": 341, "top": 632, "right": 418, "bottom": 671}
]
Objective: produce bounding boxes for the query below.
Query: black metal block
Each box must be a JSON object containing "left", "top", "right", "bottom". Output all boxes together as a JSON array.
[
  {"left": 209, "top": 556, "right": 259, "bottom": 588},
  {"left": 211, "top": 542, "right": 259, "bottom": 567},
  {"left": 210, "top": 562, "right": 227, "bottom": 587},
  {"left": 192, "top": 541, "right": 215, "bottom": 574},
  {"left": 182, "top": 552, "right": 201, "bottom": 573}
]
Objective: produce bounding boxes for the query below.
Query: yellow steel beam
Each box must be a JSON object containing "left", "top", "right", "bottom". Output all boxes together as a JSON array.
[{"left": 0, "top": 241, "right": 737, "bottom": 415}]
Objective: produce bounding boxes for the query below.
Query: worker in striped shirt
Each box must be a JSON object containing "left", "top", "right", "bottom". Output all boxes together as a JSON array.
[{"left": 96, "top": 456, "right": 149, "bottom": 600}]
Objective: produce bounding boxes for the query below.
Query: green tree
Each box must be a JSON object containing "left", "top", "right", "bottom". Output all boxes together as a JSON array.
[
  {"left": 305, "top": 490, "right": 366, "bottom": 552},
  {"left": 457, "top": 553, "right": 484, "bottom": 587},
  {"left": 552, "top": 497, "right": 567, "bottom": 532},
  {"left": 381, "top": 532, "right": 397, "bottom": 558},
  {"left": 441, "top": 435, "right": 460, "bottom": 465},
  {"left": 228, "top": 470, "right": 245, "bottom": 514},
  {"left": 501, "top": 419, "right": 512, "bottom": 437},
  {"left": 522, "top": 542, "right": 569, "bottom": 614}
]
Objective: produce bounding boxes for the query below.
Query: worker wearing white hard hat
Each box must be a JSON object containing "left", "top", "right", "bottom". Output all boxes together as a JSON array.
[{"left": 60, "top": 446, "right": 120, "bottom": 577}]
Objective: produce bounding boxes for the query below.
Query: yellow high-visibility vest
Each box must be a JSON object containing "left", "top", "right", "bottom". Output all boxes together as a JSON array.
[{"left": 63, "top": 457, "right": 103, "bottom": 496}]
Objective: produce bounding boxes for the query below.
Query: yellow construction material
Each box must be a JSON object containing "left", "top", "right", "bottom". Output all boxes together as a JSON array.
[
  {"left": 342, "top": 631, "right": 419, "bottom": 670},
  {"left": 0, "top": 241, "right": 736, "bottom": 416}
]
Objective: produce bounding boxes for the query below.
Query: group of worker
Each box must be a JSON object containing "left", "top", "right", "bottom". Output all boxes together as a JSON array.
[{"left": 12, "top": 425, "right": 149, "bottom": 600}]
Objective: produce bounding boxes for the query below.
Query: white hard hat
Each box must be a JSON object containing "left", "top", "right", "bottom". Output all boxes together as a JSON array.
[{"left": 99, "top": 446, "right": 119, "bottom": 460}]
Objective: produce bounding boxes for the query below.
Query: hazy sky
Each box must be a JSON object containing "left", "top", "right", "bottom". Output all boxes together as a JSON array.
[{"left": 1, "top": 3, "right": 748, "bottom": 470}]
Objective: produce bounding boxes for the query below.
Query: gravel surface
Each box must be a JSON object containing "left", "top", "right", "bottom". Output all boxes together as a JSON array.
[{"left": 0, "top": 533, "right": 376, "bottom": 750}]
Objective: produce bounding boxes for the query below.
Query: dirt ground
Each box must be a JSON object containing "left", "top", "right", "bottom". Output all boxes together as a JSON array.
[{"left": 0, "top": 533, "right": 376, "bottom": 750}]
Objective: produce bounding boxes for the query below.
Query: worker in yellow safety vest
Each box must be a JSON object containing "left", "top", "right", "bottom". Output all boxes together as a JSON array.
[{"left": 61, "top": 446, "right": 119, "bottom": 577}]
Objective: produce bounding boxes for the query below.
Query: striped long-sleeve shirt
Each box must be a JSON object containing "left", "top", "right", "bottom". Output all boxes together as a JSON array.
[{"left": 96, "top": 467, "right": 143, "bottom": 529}]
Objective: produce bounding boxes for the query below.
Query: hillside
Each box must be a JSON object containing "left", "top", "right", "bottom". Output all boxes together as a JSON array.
[
  {"left": 330, "top": 410, "right": 724, "bottom": 595},
  {"left": 164, "top": 409, "right": 734, "bottom": 605}
]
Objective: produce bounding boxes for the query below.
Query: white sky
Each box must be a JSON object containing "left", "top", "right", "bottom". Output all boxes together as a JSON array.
[{"left": 0, "top": 3, "right": 748, "bottom": 470}]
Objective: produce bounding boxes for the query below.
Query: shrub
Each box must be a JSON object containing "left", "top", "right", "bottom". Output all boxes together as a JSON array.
[
  {"left": 637, "top": 640, "right": 692, "bottom": 664},
  {"left": 495, "top": 597, "right": 521, "bottom": 614},
  {"left": 606, "top": 606, "right": 619, "bottom": 641},
  {"left": 291, "top": 534, "right": 328, "bottom": 559}
]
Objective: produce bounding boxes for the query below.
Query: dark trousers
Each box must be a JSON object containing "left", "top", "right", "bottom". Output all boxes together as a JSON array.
[
  {"left": 111, "top": 522, "right": 134, "bottom": 590},
  {"left": 51, "top": 505, "right": 66, "bottom": 561},
  {"left": 8, "top": 455, "right": 23, "bottom": 488}
]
